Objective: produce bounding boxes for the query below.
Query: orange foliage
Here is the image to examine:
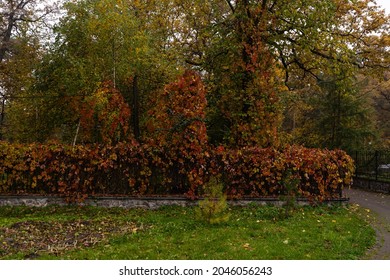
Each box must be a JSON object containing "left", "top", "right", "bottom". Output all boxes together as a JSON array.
[
  {"left": 0, "top": 141, "right": 354, "bottom": 203},
  {"left": 80, "top": 81, "right": 132, "bottom": 144}
]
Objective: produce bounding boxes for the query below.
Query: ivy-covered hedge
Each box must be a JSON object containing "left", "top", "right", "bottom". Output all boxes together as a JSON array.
[
  {"left": 212, "top": 146, "right": 354, "bottom": 200},
  {"left": 0, "top": 142, "right": 354, "bottom": 202}
]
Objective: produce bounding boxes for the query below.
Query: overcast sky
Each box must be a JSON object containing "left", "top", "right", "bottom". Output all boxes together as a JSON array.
[{"left": 376, "top": 0, "right": 390, "bottom": 14}]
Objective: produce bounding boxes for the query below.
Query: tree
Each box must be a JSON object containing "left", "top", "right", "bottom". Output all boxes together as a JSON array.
[
  {"left": 21, "top": 0, "right": 179, "bottom": 143},
  {"left": 2, "top": 0, "right": 389, "bottom": 147},
  {"left": 171, "top": 0, "right": 389, "bottom": 148},
  {"left": 0, "top": 0, "right": 59, "bottom": 141},
  {"left": 0, "top": 32, "right": 42, "bottom": 142},
  {"left": 209, "top": 0, "right": 284, "bottom": 147},
  {"left": 146, "top": 70, "right": 208, "bottom": 195},
  {"left": 370, "top": 72, "right": 390, "bottom": 147},
  {"left": 79, "top": 80, "right": 132, "bottom": 144},
  {"left": 284, "top": 71, "right": 378, "bottom": 151},
  {"left": 0, "top": 0, "right": 49, "bottom": 63}
]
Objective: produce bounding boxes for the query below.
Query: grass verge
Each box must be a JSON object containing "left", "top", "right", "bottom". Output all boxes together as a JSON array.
[{"left": 0, "top": 204, "right": 375, "bottom": 260}]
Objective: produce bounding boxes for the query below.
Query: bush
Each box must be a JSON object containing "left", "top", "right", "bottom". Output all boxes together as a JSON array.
[
  {"left": 0, "top": 141, "right": 354, "bottom": 203},
  {"left": 213, "top": 145, "right": 354, "bottom": 201},
  {"left": 195, "top": 176, "right": 230, "bottom": 224}
]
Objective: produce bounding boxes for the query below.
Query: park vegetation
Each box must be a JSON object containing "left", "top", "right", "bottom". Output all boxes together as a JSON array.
[{"left": 0, "top": 0, "right": 389, "bottom": 200}]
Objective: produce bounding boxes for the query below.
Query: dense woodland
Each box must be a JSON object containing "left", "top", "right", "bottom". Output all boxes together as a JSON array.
[{"left": 1, "top": 0, "right": 389, "bottom": 152}]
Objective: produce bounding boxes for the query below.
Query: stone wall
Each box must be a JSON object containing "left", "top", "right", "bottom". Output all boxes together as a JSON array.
[{"left": 0, "top": 195, "right": 348, "bottom": 209}]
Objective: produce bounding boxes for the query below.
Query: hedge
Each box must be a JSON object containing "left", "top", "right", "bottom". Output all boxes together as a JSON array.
[
  {"left": 0, "top": 142, "right": 354, "bottom": 202},
  {"left": 213, "top": 145, "right": 354, "bottom": 200}
]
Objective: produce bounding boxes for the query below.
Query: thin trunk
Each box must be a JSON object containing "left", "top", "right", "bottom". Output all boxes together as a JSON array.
[
  {"left": 35, "top": 106, "right": 39, "bottom": 141},
  {"left": 330, "top": 91, "right": 336, "bottom": 148},
  {"left": 72, "top": 119, "right": 81, "bottom": 147},
  {"left": 336, "top": 89, "right": 342, "bottom": 147},
  {"left": 0, "top": 98, "right": 5, "bottom": 140},
  {"left": 132, "top": 75, "right": 140, "bottom": 141},
  {"left": 237, "top": 0, "right": 253, "bottom": 114},
  {"left": 112, "top": 35, "right": 116, "bottom": 88}
]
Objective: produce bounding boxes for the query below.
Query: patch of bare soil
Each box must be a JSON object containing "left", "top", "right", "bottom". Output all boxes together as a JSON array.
[{"left": 0, "top": 219, "right": 140, "bottom": 259}]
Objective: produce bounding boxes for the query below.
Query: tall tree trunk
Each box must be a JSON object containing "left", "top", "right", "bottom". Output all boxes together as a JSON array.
[
  {"left": 336, "top": 89, "right": 342, "bottom": 148},
  {"left": 0, "top": 12, "right": 15, "bottom": 64},
  {"left": 132, "top": 75, "right": 140, "bottom": 141}
]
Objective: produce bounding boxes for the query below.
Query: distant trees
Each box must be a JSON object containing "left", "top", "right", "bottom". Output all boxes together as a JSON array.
[
  {"left": 282, "top": 71, "right": 378, "bottom": 151},
  {"left": 371, "top": 72, "right": 390, "bottom": 148}
]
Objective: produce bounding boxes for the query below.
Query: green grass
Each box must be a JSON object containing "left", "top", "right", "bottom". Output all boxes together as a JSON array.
[{"left": 0, "top": 204, "right": 375, "bottom": 260}]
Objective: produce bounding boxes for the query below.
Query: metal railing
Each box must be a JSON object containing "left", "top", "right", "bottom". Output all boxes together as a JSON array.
[{"left": 352, "top": 150, "right": 390, "bottom": 182}]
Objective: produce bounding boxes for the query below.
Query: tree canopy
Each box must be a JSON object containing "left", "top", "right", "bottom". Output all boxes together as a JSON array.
[{"left": 1, "top": 0, "right": 389, "bottom": 151}]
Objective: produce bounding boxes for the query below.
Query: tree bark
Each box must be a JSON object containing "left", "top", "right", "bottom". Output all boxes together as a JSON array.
[
  {"left": 0, "top": 12, "right": 15, "bottom": 64},
  {"left": 72, "top": 119, "right": 81, "bottom": 148},
  {"left": 132, "top": 75, "right": 140, "bottom": 141}
]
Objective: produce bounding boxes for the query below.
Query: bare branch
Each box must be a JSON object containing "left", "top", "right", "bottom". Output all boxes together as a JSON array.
[{"left": 225, "top": 0, "right": 235, "bottom": 13}]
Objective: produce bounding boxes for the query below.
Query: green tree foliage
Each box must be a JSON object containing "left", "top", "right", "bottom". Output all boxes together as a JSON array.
[
  {"left": 14, "top": 0, "right": 178, "bottom": 143},
  {"left": 283, "top": 69, "right": 378, "bottom": 151},
  {"left": 0, "top": 0, "right": 58, "bottom": 141},
  {"left": 1, "top": 0, "right": 389, "bottom": 149},
  {"left": 0, "top": 31, "right": 42, "bottom": 142},
  {"left": 275, "top": 0, "right": 389, "bottom": 150},
  {"left": 175, "top": 0, "right": 389, "bottom": 147},
  {"left": 372, "top": 72, "right": 390, "bottom": 148}
]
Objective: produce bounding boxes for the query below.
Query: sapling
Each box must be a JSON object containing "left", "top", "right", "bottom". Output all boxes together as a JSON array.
[{"left": 196, "top": 176, "right": 230, "bottom": 224}]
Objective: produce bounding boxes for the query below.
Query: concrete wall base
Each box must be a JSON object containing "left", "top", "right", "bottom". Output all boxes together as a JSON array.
[
  {"left": 0, "top": 195, "right": 348, "bottom": 209},
  {"left": 353, "top": 178, "right": 390, "bottom": 194}
]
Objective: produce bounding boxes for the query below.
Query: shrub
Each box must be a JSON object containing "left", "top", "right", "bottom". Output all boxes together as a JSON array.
[
  {"left": 212, "top": 145, "right": 354, "bottom": 201},
  {"left": 145, "top": 70, "right": 209, "bottom": 198},
  {"left": 195, "top": 176, "right": 230, "bottom": 224},
  {"left": 0, "top": 141, "right": 354, "bottom": 203},
  {"left": 280, "top": 168, "right": 300, "bottom": 218}
]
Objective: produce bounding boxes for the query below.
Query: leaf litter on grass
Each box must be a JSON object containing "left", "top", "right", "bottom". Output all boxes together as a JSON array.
[{"left": 0, "top": 218, "right": 142, "bottom": 259}]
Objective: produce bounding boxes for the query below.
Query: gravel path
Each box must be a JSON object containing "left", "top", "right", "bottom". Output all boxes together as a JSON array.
[{"left": 344, "top": 188, "right": 390, "bottom": 259}]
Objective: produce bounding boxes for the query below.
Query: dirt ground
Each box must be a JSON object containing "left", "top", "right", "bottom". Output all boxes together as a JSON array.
[{"left": 344, "top": 188, "right": 390, "bottom": 260}]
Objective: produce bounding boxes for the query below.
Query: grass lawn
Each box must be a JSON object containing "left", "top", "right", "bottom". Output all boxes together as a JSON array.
[{"left": 0, "top": 204, "right": 375, "bottom": 260}]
